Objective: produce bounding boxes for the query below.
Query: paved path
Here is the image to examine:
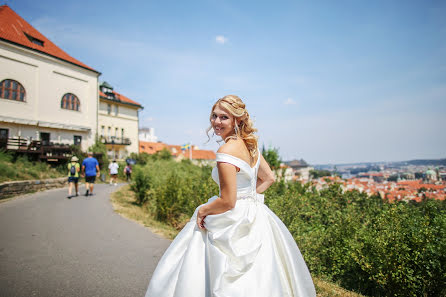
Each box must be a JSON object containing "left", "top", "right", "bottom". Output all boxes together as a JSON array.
[{"left": 0, "top": 184, "right": 171, "bottom": 297}]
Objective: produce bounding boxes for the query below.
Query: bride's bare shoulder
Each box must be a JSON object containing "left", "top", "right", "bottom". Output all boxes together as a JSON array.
[{"left": 217, "top": 139, "right": 243, "bottom": 157}]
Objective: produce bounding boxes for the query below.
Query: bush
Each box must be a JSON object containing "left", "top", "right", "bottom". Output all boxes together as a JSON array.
[
  {"left": 0, "top": 151, "right": 66, "bottom": 182},
  {"left": 265, "top": 181, "right": 446, "bottom": 297},
  {"left": 130, "top": 158, "right": 217, "bottom": 228},
  {"left": 130, "top": 166, "right": 151, "bottom": 205},
  {"left": 129, "top": 157, "right": 446, "bottom": 296}
]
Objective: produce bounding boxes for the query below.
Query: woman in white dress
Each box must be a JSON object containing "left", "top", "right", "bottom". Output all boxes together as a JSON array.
[{"left": 145, "top": 95, "right": 316, "bottom": 297}]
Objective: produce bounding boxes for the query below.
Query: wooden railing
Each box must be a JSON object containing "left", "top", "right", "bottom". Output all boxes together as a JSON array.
[{"left": 0, "top": 137, "right": 73, "bottom": 162}]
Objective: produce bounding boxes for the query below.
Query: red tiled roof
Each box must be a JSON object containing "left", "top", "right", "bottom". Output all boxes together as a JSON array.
[
  {"left": 0, "top": 5, "right": 98, "bottom": 73},
  {"left": 190, "top": 149, "right": 217, "bottom": 160},
  {"left": 99, "top": 91, "right": 142, "bottom": 108},
  {"left": 139, "top": 141, "right": 216, "bottom": 160}
]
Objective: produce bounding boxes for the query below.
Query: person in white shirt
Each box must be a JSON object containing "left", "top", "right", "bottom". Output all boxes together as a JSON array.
[{"left": 108, "top": 160, "right": 119, "bottom": 185}]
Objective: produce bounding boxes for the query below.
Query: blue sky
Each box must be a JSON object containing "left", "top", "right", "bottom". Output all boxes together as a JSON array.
[{"left": 9, "top": 0, "right": 446, "bottom": 164}]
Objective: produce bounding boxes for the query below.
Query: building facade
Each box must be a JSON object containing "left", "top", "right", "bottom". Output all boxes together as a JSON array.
[
  {"left": 98, "top": 82, "right": 143, "bottom": 160},
  {"left": 139, "top": 127, "right": 158, "bottom": 143},
  {"left": 0, "top": 5, "right": 100, "bottom": 152}
]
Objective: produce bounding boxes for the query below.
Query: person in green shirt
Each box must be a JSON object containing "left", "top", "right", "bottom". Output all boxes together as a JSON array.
[{"left": 67, "top": 156, "right": 80, "bottom": 198}]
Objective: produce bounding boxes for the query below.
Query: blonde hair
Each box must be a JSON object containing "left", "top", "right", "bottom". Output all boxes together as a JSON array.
[{"left": 207, "top": 95, "right": 258, "bottom": 158}]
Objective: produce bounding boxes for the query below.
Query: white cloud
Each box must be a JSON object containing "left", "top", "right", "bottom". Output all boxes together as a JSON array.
[
  {"left": 215, "top": 35, "right": 228, "bottom": 44},
  {"left": 284, "top": 98, "right": 296, "bottom": 105}
]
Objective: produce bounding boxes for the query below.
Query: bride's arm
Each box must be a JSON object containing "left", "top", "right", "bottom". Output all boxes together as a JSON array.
[
  {"left": 256, "top": 155, "right": 276, "bottom": 193},
  {"left": 197, "top": 162, "right": 237, "bottom": 229}
]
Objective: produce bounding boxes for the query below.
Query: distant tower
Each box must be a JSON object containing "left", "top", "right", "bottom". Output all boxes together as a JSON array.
[{"left": 425, "top": 168, "right": 437, "bottom": 183}]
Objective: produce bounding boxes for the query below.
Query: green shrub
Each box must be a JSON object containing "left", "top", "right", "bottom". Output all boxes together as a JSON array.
[
  {"left": 265, "top": 181, "right": 446, "bottom": 297},
  {"left": 130, "top": 166, "right": 151, "bottom": 205},
  {"left": 130, "top": 158, "right": 217, "bottom": 228},
  {"left": 0, "top": 150, "right": 13, "bottom": 163},
  {"left": 129, "top": 158, "right": 446, "bottom": 296},
  {"left": 0, "top": 162, "right": 17, "bottom": 181}
]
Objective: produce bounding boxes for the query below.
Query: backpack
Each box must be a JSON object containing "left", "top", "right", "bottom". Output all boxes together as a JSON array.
[
  {"left": 125, "top": 167, "right": 130, "bottom": 174},
  {"left": 70, "top": 164, "right": 76, "bottom": 176}
]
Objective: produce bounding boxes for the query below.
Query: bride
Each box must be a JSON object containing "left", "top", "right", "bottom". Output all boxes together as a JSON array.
[{"left": 145, "top": 95, "right": 316, "bottom": 297}]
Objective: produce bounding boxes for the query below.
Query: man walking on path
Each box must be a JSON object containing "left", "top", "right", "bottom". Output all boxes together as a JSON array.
[
  {"left": 67, "top": 156, "right": 80, "bottom": 198},
  {"left": 108, "top": 160, "right": 119, "bottom": 186},
  {"left": 82, "top": 152, "right": 100, "bottom": 196}
]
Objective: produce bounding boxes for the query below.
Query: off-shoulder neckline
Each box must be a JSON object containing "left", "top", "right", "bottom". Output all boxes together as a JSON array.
[{"left": 216, "top": 152, "right": 260, "bottom": 169}]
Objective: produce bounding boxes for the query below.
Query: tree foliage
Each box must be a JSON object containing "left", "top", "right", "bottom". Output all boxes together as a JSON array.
[
  {"left": 265, "top": 181, "right": 446, "bottom": 297},
  {"left": 310, "top": 169, "right": 332, "bottom": 179},
  {"left": 153, "top": 148, "right": 173, "bottom": 161},
  {"left": 262, "top": 145, "right": 281, "bottom": 170},
  {"left": 87, "top": 137, "right": 109, "bottom": 170}
]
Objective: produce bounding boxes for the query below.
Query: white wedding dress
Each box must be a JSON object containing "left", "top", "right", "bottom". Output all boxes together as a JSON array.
[{"left": 145, "top": 152, "right": 316, "bottom": 297}]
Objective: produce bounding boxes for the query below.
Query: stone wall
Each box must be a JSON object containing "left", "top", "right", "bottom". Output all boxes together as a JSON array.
[{"left": 0, "top": 177, "right": 67, "bottom": 199}]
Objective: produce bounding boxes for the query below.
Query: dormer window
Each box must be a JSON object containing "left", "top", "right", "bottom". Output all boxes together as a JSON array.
[{"left": 24, "top": 32, "right": 44, "bottom": 47}]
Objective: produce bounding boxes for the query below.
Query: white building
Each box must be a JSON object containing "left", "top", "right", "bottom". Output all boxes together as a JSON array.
[
  {"left": 139, "top": 127, "right": 158, "bottom": 143},
  {"left": 285, "top": 159, "right": 314, "bottom": 182},
  {"left": 0, "top": 6, "right": 144, "bottom": 162},
  {"left": 98, "top": 82, "right": 143, "bottom": 160},
  {"left": 0, "top": 5, "right": 100, "bottom": 153}
]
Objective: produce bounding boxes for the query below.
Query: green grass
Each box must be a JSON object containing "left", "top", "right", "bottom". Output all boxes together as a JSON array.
[
  {"left": 0, "top": 151, "right": 66, "bottom": 183},
  {"left": 110, "top": 185, "right": 365, "bottom": 297}
]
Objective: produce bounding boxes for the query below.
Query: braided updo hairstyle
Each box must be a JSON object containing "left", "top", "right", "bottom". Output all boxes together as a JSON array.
[{"left": 208, "top": 95, "right": 258, "bottom": 159}]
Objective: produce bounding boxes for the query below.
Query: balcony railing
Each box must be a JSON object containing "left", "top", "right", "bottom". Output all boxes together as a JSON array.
[
  {"left": 0, "top": 137, "right": 73, "bottom": 162},
  {"left": 100, "top": 136, "right": 131, "bottom": 145}
]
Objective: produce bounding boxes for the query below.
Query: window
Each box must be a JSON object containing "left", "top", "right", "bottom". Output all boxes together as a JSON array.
[
  {"left": 108, "top": 127, "right": 111, "bottom": 136},
  {"left": 0, "top": 129, "right": 8, "bottom": 139},
  {"left": 24, "top": 32, "right": 44, "bottom": 46},
  {"left": 101, "top": 126, "right": 105, "bottom": 137},
  {"left": 0, "top": 79, "right": 26, "bottom": 102},
  {"left": 74, "top": 135, "right": 82, "bottom": 146},
  {"left": 107, "top": 104, "right": 111, "bottom": 115},
  {"left": 61, "top": 93, "right": 80, "bottom": 111},
  {"left": 121, "top": 128, "right": 124, "bottom": 139},
  {"left": 114, "top": 105, "right": 118, "bottom": 116},
  {"left": 115, "top": 127, "right": 118, "bottom": 137},
  {"left": 0, "top": 129, "right": 8, "bottom": 149},
  {"left": 40, "top": 132, "right": 50, "bottom": 146}
]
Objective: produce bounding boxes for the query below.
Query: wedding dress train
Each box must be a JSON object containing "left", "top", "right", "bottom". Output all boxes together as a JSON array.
[{"left": 145, "top": 152, "right": 316, "bottom": 297}]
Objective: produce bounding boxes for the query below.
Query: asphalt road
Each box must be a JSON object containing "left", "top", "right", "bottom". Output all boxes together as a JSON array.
[{"left": 0, "top": 184, "right": 171, "bottom": 297}]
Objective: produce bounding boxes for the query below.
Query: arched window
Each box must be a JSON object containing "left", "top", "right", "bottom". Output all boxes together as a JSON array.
[
  {"left": 0, "top": 79, "right": 26, "bottom": 102},
  {"left": 61, "top": 93, "right": 80, "bottom": 111}
]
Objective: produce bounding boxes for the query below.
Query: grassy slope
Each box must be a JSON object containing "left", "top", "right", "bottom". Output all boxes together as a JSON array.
[
  {"left": 0, "top": 152, "right": 66, "bottom": 183},
  {"left": 111, "top": 185, "right": 365, "bottom": 297}
]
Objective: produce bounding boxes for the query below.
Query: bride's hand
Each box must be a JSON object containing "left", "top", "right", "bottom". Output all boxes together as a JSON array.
[{"left": 197, "top": 208, "right": 206, "bottom": 230}]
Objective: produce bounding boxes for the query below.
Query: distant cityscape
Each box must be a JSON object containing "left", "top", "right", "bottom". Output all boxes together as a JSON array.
[{"left": 283, "top": 158, "right": 446, "bottom": 202}]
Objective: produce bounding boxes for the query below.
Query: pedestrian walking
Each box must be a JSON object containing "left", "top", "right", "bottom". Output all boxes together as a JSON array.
[
  {"left": 81, "top": 152, "right": 100, "bottom": 196},
  {"left": 108, "top": 160, "right": 119, "bottom": 186},
  {"left": 124, "top": 164, "right": 132, "bottom": 181},
  {"left": 67, "top": 156, "right": 80, "bottom": 198}
]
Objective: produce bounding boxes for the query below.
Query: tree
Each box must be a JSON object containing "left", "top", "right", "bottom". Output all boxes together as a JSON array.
[
  {"left": 310, "top": 169, "right": 332, "bottom": 179},
  {"left": 262, "top": 145, "right": 281, "bottom": 170},
  {"left": 87, "top": 136, "right": 109, "bottom": 170},
  {"left": 154, "top": 148, "right": 173, "bottom": 160}
]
